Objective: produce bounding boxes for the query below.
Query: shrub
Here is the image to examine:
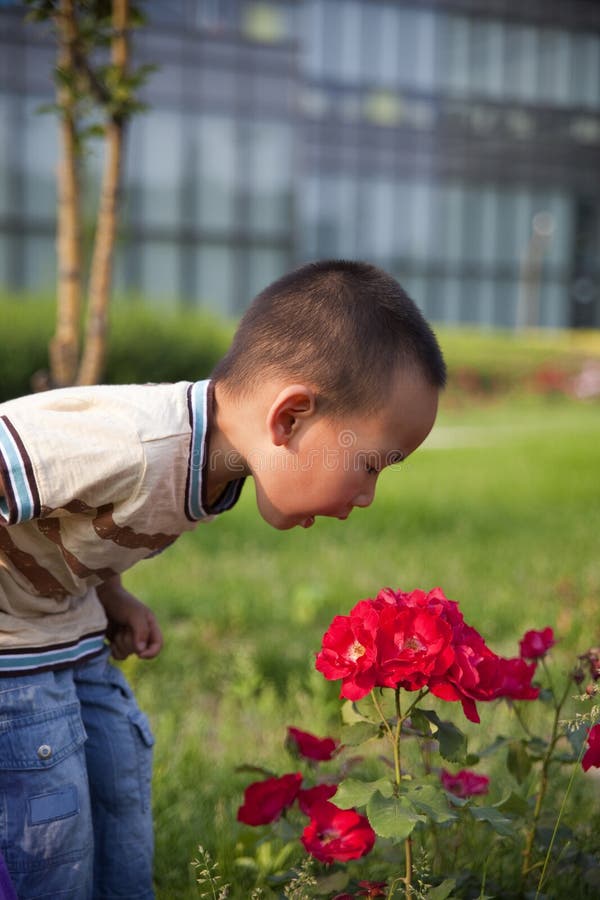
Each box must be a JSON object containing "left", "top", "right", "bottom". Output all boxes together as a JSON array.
[{"left": 0, "top": 292, "right": 233, "bottom": 402}]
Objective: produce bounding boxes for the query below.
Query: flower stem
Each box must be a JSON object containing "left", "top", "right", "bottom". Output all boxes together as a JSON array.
[
  {"left": 371, "top": 690, "right": 400, "bottom": 785},
  {"left": 521, "top": 674, "right": 573, "bottom": 881},
  {"left": 535, "top": 735, "right": 586, "bottom": 898}
]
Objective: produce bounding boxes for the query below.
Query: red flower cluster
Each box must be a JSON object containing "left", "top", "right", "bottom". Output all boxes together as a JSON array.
[
  {"left": 582, "top": 723, "right": 600, "bottom": 772},
  {"left": 237, "top": 772, "right": 302, "bottom": 826},
  {"left": 316, "top": 587, "right": 540, "bottom": 723},
  {"left": 287, "top": 726, "right": 339, "bottom": 761},
  {"left": 519, "top": 627, "right": 555, "bottom": 660},
  {"left": 238, "top": 727, "right": 375, "bottom": 864},
  {"left": 440, "top": 768, "right": 490, "bottom": 798},
  {"left": 301, "top": 801, "right": 376, "bottom": 863}
]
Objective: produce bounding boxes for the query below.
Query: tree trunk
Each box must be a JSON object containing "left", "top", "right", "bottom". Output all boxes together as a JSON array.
[
  {"left": 76, "top": 0, "right": 128, "bottom": 386},
  {"left": 50, "top": 0, "right": 81, "bottom": 388}
]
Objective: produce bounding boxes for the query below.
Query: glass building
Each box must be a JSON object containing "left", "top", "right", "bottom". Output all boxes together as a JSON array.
[{"left": 1, "top": 0, "right": 599, "bottom": 327}]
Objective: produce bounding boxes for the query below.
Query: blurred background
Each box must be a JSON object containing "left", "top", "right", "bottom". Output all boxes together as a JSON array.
[{"left": 1, "top": 0, "right": 599, "bottom": 329}]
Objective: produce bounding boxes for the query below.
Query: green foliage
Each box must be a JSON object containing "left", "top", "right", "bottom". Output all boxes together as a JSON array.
[
  {"left": 0, "top": 294, "right": 232, "bottom": 401},
  {"left": 114, "top": 388, "right": 600, "bottom": 898}
]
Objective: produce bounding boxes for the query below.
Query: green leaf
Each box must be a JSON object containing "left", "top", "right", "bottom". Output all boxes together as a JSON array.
[
  {"left": 469, "top": 805, "right": 516, "bottom": 837},
  {"left": 495, "top": 791, "right": 530, "bottom": 817},
  {"left": 366, "top": 791, "right": 424, "bottom": 841},
  {"left": 406, "top": 783, "right": 457, "bottom": 824},
  {"left": 507, "top": 740, "right": 532, "bottom": 783},
  {"left": 410, "top": 707, "right": 434, "bottom": 736},
  {"left": 341, "top": 699, "right": 370, "bottom": 725},
  {"left": 420, "top": 710, "right": 467, "bottom": 762},
  {"left": 478, "top": 735, "right": 510, "bottom": 758},
  {"left": 334, "top": 777, "right": 393, "bottom": 809},
  {"left": 427, "top": 878, "right": 457, "bottom": 900},
  {"left": 341, "top": 721, "right": 380, "bottom": 745}
]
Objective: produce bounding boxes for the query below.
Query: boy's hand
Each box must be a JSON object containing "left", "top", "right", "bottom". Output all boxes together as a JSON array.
[{"left": 97, "top": 576, "right": 163, "bottom": 660}]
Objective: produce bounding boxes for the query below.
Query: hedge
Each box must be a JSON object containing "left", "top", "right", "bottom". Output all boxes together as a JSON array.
[{"left": 0, "top": 294, "right": 234, "bottom": 403}]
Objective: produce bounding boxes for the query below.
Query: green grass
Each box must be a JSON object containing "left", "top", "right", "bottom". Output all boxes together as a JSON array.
[{"left": 117, "top": 392, "right": 600, "bottom": 898}]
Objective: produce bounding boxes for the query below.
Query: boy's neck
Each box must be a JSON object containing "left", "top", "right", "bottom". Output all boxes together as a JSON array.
[{"left": 205, "top": 383, "right": 248, "bottom": 504}]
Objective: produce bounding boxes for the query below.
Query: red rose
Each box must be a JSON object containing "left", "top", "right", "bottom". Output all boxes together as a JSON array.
[
  {"left": 298, "top": 783, "right": 338, "bottom": 815},
  {"left": 493, "top": 657, "right": 540, "bottom": 701},
  {"left": 315, "top": 600, "right": 380, "bottom": 700},
  {"left": 582, "top": 723, "right": 600, "bottom": 772},
  {"left": 301, "top": 800, "right": 376, "bottom": 863},
  {"left": 519, "top": 627, "right": 555, "bottom": 660},
  {"left": 287, "top": 726, "right": 339, "bottom": 761},
  {"left": 316, "top": 587, "right": 540, "bottom": 724},
  {"left": 237, "top": 772, "right": 302, "bottom": 826},
  {"left": 440, "top": 768, "right": 490, "bottom": 798},
  {"left": 375, "top": 603, "right": 455, "bottom": 693}
]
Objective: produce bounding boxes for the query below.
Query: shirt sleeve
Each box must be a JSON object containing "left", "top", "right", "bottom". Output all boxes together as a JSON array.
[{"left": 0, "top": 387, "right": 145, "bottom": 526}]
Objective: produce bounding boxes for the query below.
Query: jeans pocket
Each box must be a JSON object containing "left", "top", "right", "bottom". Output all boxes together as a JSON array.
[
  {"left": 0, "top": 705, "right": 92, "bottom": 877},
  {"left": 128, "top": 708, "right": 155, "bottom": 814}
]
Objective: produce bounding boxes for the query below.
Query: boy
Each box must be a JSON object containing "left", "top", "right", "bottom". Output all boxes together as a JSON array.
[{"left": 0, "top": 260, "right": 445, "bottom": 898}]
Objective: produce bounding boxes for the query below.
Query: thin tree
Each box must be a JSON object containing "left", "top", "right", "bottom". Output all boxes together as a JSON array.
[{"left": 26, "top": 0, "right": 152, "bottom": 387}]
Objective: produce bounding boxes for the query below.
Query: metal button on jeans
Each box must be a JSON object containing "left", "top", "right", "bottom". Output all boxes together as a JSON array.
[{"left": 37, "top": 744, "right": 52, "bottom": 760}]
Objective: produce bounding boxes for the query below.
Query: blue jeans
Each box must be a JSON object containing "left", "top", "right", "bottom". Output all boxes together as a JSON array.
[{"left": 0, "top": 649, "right": 155, "bottom": 899}]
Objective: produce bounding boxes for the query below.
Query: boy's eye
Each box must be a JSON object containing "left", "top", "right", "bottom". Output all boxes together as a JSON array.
[{"left": 366, "top": 465, "right": 379, "bottom": 476}]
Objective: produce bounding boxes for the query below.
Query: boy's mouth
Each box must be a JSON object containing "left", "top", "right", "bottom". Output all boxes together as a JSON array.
[{"left": 300, "top": 516, "right": 315, "bottom": 528}]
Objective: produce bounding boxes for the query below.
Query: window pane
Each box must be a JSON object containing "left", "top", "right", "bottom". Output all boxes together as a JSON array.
[
  {"left": 138, "top": 111, "right": 182, "bottom": 228},
  {"left": 23, "top": 97, "right": 57, "bottom": 220},
  {"left": 23, "top": 235, "right": 55, "bottom": 290},
  {"left": 246, "top": 121, "right": 293, "bottom": 234},
  {"left": 140, "top": 241, "right": 179, "bottom": 303},
  {"left": 504, "top": 25, "right": 537, "bottom": 103},
  {"left": 0, "top": 95, "right": 12, "bottom": 216},
  {"left": 247, "top": 247, "right": 287, "bottom": 307},
  {"left": 196, "top": 244, "right": 235, "bottom": 315},
  {"left": 196, "top": 115, "right": 237, "bottom": 231}
]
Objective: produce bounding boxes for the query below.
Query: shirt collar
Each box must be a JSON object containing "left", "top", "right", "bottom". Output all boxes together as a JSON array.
[{"left": 184, "top": 379, "right": 245, "bottom": 521}]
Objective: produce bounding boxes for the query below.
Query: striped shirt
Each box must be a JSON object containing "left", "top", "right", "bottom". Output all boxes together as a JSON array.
[{"left": 0, "top": 380, "right": 244, "bottom": 675}]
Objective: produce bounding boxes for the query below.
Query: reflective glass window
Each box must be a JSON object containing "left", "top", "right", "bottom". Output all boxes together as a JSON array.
[
  {"left": 338, "top": 0, "right": 362, "bottom": 83},
  {"left": 246, "top": 120, "right": 293, "bottom": 234},
  {"left": 537, "top": 29, "right": 570, "bottom": 106},
  {"left": 504, "top": 25, "right": 538, "bottom": 103},
  {"left": 196, "top": 244, "right": 236, "bottom": 314},
  {"left": 570, "top": 34, "right": 600, "bottom": 109},
  {"left": 138, "top": 110, "right": 182, "bottom": 228},
  {"left": 0, "top": 95, "right": 12, "bottom": 216},
  {"left": 360, "top": 175, "right": 396, "bottom": 261},
  {"left": 23, "top": 235, "right": 55, "bottom": 290},
  {"left": 140, "top": 241, "right": 179, "bottom": 303},
  {"left": 23, "top": 97, "right": 58, "bottom": 220},
  {"left": 247, "top": 247, "right": 287, "bottom": 305},
  {"left": 196, "top": 115, "right": 237, "bottom": 231},
  {"left": 396, "top": 9, "right": 420, "bottom": 88}
]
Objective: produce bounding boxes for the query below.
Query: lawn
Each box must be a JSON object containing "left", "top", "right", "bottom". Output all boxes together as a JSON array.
[{"left": 117, "top": 388, "right": 600, "bottom": 898}]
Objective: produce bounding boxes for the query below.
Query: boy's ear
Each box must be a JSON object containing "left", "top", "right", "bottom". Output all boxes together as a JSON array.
[{"left": 267, "top": 385, "right": 316, "bottom": 446}]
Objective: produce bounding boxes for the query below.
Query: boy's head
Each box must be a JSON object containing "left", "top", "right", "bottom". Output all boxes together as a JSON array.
[
  {"left": 213, "top": 259, "right": 446, "bottom": 417},
  {"left": 211, "top": 260, "right": 445, "bottom": 530}
]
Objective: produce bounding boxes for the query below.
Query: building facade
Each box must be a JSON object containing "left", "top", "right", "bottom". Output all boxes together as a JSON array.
[{"left": 1, "top": 0, "right": 599, "bottom": 327}]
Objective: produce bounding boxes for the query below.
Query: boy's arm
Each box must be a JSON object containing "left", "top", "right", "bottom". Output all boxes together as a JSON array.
[{"left": 97, "top": 575, "right": 163, "bottom": 661}]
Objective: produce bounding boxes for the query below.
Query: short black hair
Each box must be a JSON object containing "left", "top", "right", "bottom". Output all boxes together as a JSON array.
[{"left": 212, "top": 259, "right": 446, "bottom": 415}]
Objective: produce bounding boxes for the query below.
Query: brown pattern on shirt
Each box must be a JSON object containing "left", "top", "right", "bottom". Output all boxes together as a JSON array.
[
  {"left": 0, "top": 527, "right": 69, "bottom": 599},
  {"left": 36, "top": 518, "right": 116, "bottom": 583},
  {"left": 92, "top": 503, "right": 179, "bottom": 553}
]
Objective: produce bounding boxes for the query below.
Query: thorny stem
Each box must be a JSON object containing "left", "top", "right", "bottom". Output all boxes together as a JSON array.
[
  {"left": 371, "top": 687, "right": 415, "bottom": 895},
  {"left": 512, "top": 701, "right": 534, "bottom": 738},
  {"left": 535, "top": 736, "right": 587, "bottom": 899},
  {"left": 521, "top": 673, "right": 573, "bottom": 881},
  {"left": 371, "top": 690, "right": 400, "bottom": 783},
  {"left": 394, "top": 688, "right": 413, "bottom": 895}
]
